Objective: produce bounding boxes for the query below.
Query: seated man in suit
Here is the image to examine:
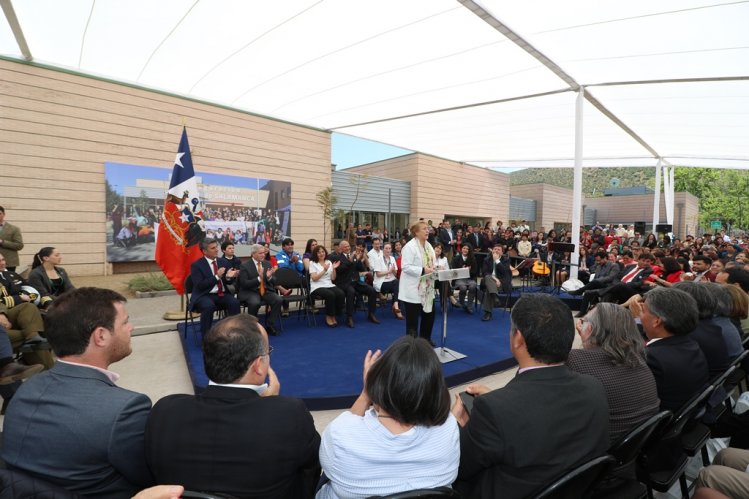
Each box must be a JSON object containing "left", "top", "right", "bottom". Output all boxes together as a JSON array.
[
  {"left": 145, "top": 314, "right": 320, "bottom": 498},
  {"left": 573, "top": 251, "right": 652, "bottom": 316},
  {"left": 1, "top": 288, "right": 154, "bottom": 498},
  {"left": 480, "top": 245, "right": 513, "bottom": 322},
  {"left": 598, "top": 252, "right": 656, "bottom": 305},
  {"left": 189, "top": 238, "right": 240, "bottom": 336},
  {"left": 452, "top": 294, "right": 609, "bottom": 499},
  {"left": 330, "top": 240, "right": 379, "bottom": 328},
  {"left": 238, "top": 243, "right": 283, "bottom": 336},
  {"left": 628, "top": 287, "right": 709, "bottom": 412}
]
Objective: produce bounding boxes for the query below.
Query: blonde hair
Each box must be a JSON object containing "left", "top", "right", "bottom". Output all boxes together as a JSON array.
[{"left": 410, "top": 221, "right": 427, "bottom": 234}]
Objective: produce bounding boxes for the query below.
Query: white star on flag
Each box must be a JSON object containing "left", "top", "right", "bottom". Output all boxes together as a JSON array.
[
  {"left": 179, "top": 211, "right": 191, "bottom": 223},
  {"left": 174, "top": 152, "right": 185, "bottom": 168}
]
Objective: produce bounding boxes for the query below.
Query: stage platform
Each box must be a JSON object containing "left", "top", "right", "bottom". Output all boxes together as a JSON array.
[{"left": 179, "top": 288, "right": 582, "bottom": 410}]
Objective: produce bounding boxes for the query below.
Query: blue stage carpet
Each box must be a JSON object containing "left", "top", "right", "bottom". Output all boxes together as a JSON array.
[{"left": 178, "top": 289, "right": 581, "bottom": 410}]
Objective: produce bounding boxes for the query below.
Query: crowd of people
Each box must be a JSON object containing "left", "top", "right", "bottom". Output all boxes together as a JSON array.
[{"left": 3, "top": 200, "right": 749, "bottom": 498}]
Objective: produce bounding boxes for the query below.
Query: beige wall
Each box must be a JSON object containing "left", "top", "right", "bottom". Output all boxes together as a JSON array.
[
  {"left": 0, "top": 59, "right": 331, "bottom": 276},
  {"left": 348, "top": 153, "right": 509, "bottom": 226},
  {"left": 583, "top": 192, "right": 699, "bottom": 237},
  {"left": 511, "top": 183, "right": 575, "bottom": 231}
]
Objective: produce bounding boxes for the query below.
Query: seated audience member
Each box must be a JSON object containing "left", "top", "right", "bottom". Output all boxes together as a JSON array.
[
  {"left": 309, "top": 245, "right": 345, "bottom": 328},
  {"left": 189, "top": 238, "right": 240, "bottom": 335},
  {"left": 146, "top": 314, "right": 320, "bottom": 499},
  {"left": 568, "top": 251, "right": 620, "bottom": 316},
  {"left": 453, "top": 294, "right": 609, "bottom": 499},
  {"left": 686, "top": 255, "right": 715, "bottom": 282},
  {"left": 371, "top": 242, "right": 403, "bottom": 320},
  {"left": 695, "top": 447, "right": 749, "bottom": 498},
  {"left": 589, "top": 253, "right": 655, "bottom": 308},
  {"left": 722, "top": 284, "right": 748, "bottom": 338},
  {"left": 710, "top": 283, "right": 745, "bottom": 360},
  {"left": 27, "top": 247, "right": 75, "bottom": 302},
  {"left": 516, "top": 233, "right": 532, "bottom": 258},
  {"left": 218, "top": 241, "right": 241, "bottom": 295},
  {"left": 302, "top": 238, "right": 318, "bottom": 273},
  {"left": 630, "top": 287, "right": 709, "bottom": 412},
  {"left": 451, "top": 244, "right": 478, "bottom": 314},
  {"left": 318, "top": 336, "right": 459, "bottom": 499},
  {"left": 646, "top": 256, "right": 683, "bottom": 288},
  {"left": 366, "top": 237, "right": 383, "bottom": 270},
  {"left": 0, "top": 254, "right": 53, "bottom": 367},
  {"left": 719, "top": 267, "right": 749, "bottom": 293},
  {"left": 433, "top": 243, "right": 454, "bottom": 307},
  {"left": 480, "top": 245, "right": 512, "bottom": 322},
  {"left": 568, "top": 303, "right": 660, "bottom": 444},
  {"left": 238, "top": 244, "right": 282, "bottom": 336},
  {"left": 276, "top": 238, "right": 304, "bottom": 276},
  {"left": 330, "top": 240, "right": 379, "bottom": 328},
  {"left": 1, "top": 288, "right": 154, "bottom": 498},
  {"left": 672, "top": 281, "right": 731, "bottom": 379}
]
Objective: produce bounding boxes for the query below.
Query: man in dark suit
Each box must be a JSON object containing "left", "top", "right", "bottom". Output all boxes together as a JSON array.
[
  {"left": 145, "top": 314, "right": 320, "bottom": 499},
  {"left": 574, "top": 251, "right": 653, "bottom": 316},
  {"left": 480, "top": 245, "right": 513, "bottom": 322},
  {"left": 2, "top": 288, "right": 154, "bottom": 498},
  {"left": 634, "top": 287, "right": 709, "bottom": 412},
  {"left": 330, "top": 240, "right": 379, "bottom": 328},
  {"left": 452, "top": 294, "right": 609, "bottom": 499},
  {"left": 238, "top": 243, "right": 282, "bottom": 336},
  {"left": 189, "top": 238, "right": 240, "bottom": 336},
  {"left": 439, "top": 221, "right": 455, "bottom": 261}
]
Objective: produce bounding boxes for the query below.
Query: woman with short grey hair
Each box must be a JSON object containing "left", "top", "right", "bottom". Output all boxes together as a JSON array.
[{"left": 567, "top": 303, "right": 660, "bottom": 443}]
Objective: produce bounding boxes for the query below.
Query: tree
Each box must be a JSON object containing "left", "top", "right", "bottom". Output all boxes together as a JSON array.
[{"left": 316, "top": 187, "right": 345, "bottom": 245}]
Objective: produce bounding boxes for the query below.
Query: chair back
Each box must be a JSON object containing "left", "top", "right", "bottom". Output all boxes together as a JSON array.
[
  {"left": 661, "top": 384, "right": 714, "bottom": 441},
  {"left": 274, "top": 267, "right": 305, "bottom": 289},
  {"left": 532, "top": 454, "right": 615, "bottom": 499},
  {"left": 609, "top": 411, "right": 672, "bottom": 466},
  {"left": 366, "top": 486, "right": 461, "bottom": 499}
]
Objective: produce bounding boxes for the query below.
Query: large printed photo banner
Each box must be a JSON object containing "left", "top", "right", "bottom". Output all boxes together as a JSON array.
[{"left": 105, "top": 162, "right": 291, "bottom": 262}]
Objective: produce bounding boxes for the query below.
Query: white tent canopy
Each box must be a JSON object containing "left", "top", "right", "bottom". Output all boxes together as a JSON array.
[{"left": 2, "top": 0, "right": 748, "bottom": 170}]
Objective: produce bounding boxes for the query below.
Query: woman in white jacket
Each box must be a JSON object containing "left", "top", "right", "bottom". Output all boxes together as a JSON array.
[{"left": 399, "top": 221, "right": 437, "bottom": 344}]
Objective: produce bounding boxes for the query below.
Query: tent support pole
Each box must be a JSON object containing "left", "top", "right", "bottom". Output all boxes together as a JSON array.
[{"left": 570, "top": 88, "right": 584, "bottom": 280}]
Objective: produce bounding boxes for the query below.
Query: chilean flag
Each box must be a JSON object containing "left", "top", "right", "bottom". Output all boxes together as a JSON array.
[{"left": 155, "top": 127, "right": 205, "bottom": 295}]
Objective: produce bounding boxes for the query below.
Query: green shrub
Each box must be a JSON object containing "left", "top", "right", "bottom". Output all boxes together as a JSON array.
[{"left": 127, "top": 273, "right": 174, "bottom": 293}]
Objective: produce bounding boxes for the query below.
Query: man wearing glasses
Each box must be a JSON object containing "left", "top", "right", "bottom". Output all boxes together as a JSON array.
[{"left": 144, "top": 314, "right": 320, "bottom": 498}]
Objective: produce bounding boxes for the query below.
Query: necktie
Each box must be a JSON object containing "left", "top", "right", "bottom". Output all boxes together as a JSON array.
[
  {"left": 257, "top": 262, "right": 265, "bottom": 296},
  {"left": 622, "top": 267, "right": 641, "bottom": 283},
  {"left": 211, "top": 260, "right": 224, "bottom": 296}
]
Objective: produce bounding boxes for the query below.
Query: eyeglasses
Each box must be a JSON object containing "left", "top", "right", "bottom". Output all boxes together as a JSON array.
[{"left": 262, "top": 345, "right": 274, "bottom": 357}]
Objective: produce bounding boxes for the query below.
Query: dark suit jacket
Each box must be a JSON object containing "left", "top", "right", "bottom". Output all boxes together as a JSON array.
[
  {"left": 189, "top": 257, "right": 230, "bottom": 309},
  {"left": 330, "top": 252, "right": 366, "bottom": 286},
  {"left": 238, "top": 258, "right": 276, "bottom": 304},
  {"left": 481, "top": 255, "right": 513, "bottom": 294},
  {"left": 439, "top": 228, "right": 453, "bottom": 248},
  {"left": 646, "top": 335, "right": 710, "bottom": 412},
  {"left": 455, "top": 366, "right": 609, "bottom": 499},
  {"left": 145, "top": 385, "right": 320, "bottom": 499},
  {"left": 1, "top": 362, "right": 153, "bottom": 498},
  {"left": 690, "top": 319, "right": 731, "bottom": 380},
  {"left": 27, "top": 265, "right": 74, "bottom": 300}
]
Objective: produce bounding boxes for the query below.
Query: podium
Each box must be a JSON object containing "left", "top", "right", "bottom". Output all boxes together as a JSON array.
[{"left": 433, "top": 267, "right": 470, "bottom": 364}]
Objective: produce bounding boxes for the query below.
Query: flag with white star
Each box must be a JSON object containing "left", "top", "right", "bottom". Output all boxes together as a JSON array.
[{"left": 156, "top": 127, "right": 205, "bottom": 294}]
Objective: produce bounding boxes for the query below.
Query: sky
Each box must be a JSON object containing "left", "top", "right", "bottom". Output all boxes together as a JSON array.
[{"left": 331, "top": 133, "right": 522, "bottom": 173}]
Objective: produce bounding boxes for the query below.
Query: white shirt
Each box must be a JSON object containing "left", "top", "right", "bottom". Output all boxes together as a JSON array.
[
  {"left": 205, "top": 257, "right": 220, "bottom": 294},
  {"left": 372, "top": 254, "right": 397, "bottom": 292},
  {"left": 367, "top": 248, "right": 382, "bottom": 270},
  {"left": 310, "top": 260, "right": 335, "bottom": 293},
  {"left": 399, "top": 238, "right": 435, "bottom": 304}
]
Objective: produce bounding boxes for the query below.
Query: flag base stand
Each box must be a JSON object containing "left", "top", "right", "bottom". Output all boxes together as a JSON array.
[{"left": 163, "top": 310, "right": 194, "bottom": 320}]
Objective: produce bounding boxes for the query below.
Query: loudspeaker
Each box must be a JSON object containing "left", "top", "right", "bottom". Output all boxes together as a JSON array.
[
  {"left": 634, "top": 222, "right": 646, "bottom": 235},
  {"left": 655, "top": 224, "right": 672, "bottom": 234}
]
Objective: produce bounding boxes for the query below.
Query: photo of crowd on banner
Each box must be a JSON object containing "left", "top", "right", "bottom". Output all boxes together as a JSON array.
[{"left": 104, "top": 161, "right": 291, "bottom": 262}]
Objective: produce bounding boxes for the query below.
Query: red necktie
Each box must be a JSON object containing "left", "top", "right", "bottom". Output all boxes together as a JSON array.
[
  {"left": 622, "top": 267, "right": 640, "bottom": 283},
  {"left": 211, "top": 260, "right": 224, "bottom": 296},
  {"left": 257, "top": 262, "right": 265, "bottom": 296}
]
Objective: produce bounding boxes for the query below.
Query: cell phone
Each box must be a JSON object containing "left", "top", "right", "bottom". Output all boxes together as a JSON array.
[{"left": 459, "top": 391, "right": 475, "bottom": 414}]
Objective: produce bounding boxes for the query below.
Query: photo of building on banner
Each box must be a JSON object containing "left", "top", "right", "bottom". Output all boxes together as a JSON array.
[{"left": 105, "top": 163, "right": 291, "bottom": 263}]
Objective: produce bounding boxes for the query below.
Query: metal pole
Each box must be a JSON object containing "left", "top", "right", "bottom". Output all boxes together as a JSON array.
[
  {"left": 652, "top": 159, "right": 662, "bottom": 232},
  {"left": 570, "top": 88, "right": 584, "bottom": 280}
]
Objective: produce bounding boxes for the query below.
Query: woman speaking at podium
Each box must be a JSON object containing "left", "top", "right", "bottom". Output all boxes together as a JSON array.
[{"left": 399, "top": 221, "right": 437, "bottom": 345}]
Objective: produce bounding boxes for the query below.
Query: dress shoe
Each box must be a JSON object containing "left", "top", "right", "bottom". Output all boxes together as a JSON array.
[
  {"left": 325, "top": 316, "right": 337, "bottom": 328},
  {"left": 482, "top": 311, "right": 492, "bottom": 321},
  {"left": 347, "top": 317, "right": 355, "bottom": 328},
  {"left": 368, "top": 313, "right": 380, "bottom": 325},
  {"left": 449, "top": 296, "right": 458, "bottom": 307},
  {"left": 0, "top": 362, "right": 44, "bottom": 385},
  {"left": 464, "top": 305, "right": 473, "bottom": 314},
  {"left": 392, "top": 306, "right": 404, "bottom": 320}
]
